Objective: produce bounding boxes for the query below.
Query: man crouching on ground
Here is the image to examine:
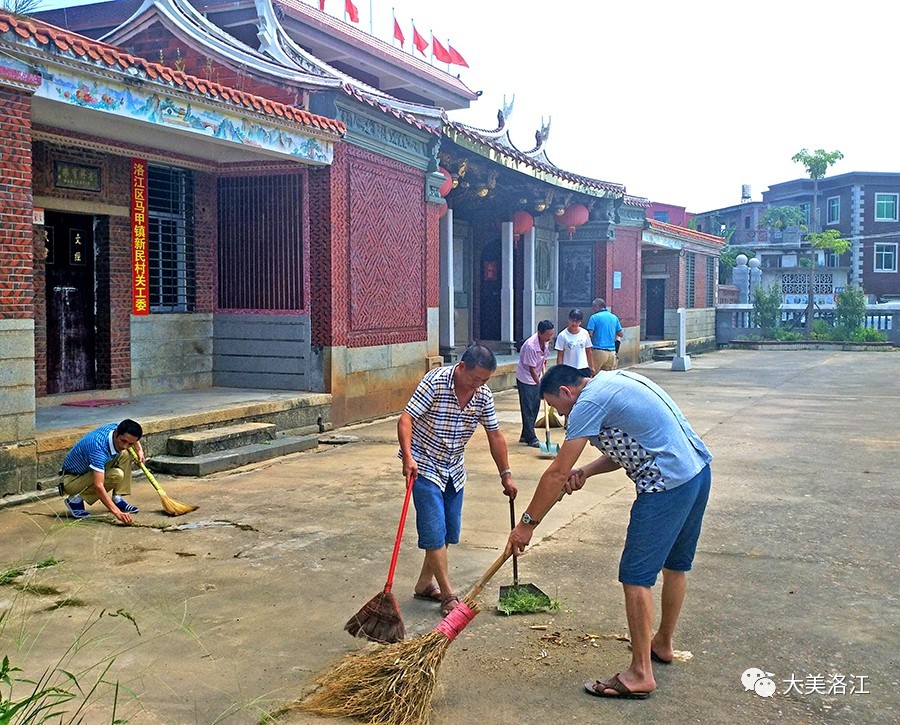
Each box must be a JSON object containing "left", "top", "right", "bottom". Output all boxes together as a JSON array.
[
  {"left": 399, "top": 345, "right": 517, "bottom": 616},
  {"left": 60, "top": 418, "right": 145, "bottom": 525},
  {"left": 506, "top": 365, "right": 712, "bottom": 700}
]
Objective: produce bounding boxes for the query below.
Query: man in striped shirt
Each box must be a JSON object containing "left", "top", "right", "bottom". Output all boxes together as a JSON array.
[
  {"left": 59, "top": 418, "right": 145, "bottom": 524},
  {"left": 398, "top": 345, "right": 516, "bottom": 616}
]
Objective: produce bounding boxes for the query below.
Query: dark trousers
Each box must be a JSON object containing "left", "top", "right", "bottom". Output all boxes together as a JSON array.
[{"left": 517, "top": 380, "right": 541, "bottom": 444}]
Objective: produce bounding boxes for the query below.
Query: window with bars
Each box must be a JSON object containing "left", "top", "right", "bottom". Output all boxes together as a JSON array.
[
  {"left": 217, "top": 174, "right": 304, "bottom": 311},
  {"left": 706, "top": 256, "right": 715, "bottom": 307},
  {"left": 148, "top": 165, "right": 195, "bottom": 312},
  {"left": 685, "top": 252, "right": 695, "bottom": 308}
]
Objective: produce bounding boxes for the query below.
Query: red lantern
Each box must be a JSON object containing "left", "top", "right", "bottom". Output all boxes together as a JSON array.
[
  {"left": 557, "top": 203, "right": 589, "bottom": 237},
  {"left": 438, "top": 167, "right": 453, "bottom": 197},
  {"left": 512, "top": 210, "right": 534, "bottom": 236}
]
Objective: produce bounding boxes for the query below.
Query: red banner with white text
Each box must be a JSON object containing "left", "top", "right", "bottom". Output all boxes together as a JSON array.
[{"left": 131, "top": 159, "right": 149, "bottom": 315}]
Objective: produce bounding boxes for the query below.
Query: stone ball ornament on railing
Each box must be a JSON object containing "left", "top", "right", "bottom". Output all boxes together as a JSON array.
[
  {"left": 556, "top": 203, "right": 589, "bottom": 238},
  {"left": 748, "top": 257, "right": 761, "bottom": 269},
  {"left": 735, "top": 253, "right": 749, "bottom": 266}
]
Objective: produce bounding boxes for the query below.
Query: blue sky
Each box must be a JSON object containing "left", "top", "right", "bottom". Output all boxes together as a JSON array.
[{"left": 31, "top": 0, "right": 900, "bottom": 212}]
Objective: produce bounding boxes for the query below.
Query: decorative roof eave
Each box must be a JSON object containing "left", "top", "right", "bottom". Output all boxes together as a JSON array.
[
  {"left": 273, "top": 0, "right": 478, "bottom": 100},
  {"left": 341, "top": 83, "right": 440, "bottom": 136},
  {"left": 0, "top": 11, "right": 345, "bottom": 140},
  {"left": 0, "top": 60, "right": 41, "bottom": 91},
  {"left": 102, "top": 0, "right": 341, "bottom": 90},
  {"left": 644, "top": 218, "right": 726, "bottom": 251},
  {"left": 444, "top": 119, "right": 626, "bottom": 198}
]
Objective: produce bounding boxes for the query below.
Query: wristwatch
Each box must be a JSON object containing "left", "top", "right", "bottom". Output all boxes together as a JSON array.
[{"left": 521, "top": 512, "right": 540, "bottom": 526}]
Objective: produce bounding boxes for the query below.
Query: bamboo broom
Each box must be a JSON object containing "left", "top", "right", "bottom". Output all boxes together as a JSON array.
[
  {"left": 293, "top": 551, "right": 510, "bottom": 725},
  {"left": 128, "top": 447, "right": 198, "bottom": 516}
]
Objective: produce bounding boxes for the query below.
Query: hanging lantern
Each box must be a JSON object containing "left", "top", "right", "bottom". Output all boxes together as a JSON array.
[
  {"left": 557, "top": 203, "right": 589, "bottom": 238},
  {"left": 438, "top": 167, "right": 453, "bottom": 197},
  {"left": 512, "top": 210, "right": 534, "bottom": 236}
]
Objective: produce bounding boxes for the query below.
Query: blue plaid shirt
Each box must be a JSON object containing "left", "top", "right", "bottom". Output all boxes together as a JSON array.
[{"left": 400, "top": 364, "right": 499, "bottom": 492}]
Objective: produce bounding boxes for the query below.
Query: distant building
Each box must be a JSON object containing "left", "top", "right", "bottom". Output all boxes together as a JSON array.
[{"left": 694, "top": 173, "right": 900, "bottom": 303}]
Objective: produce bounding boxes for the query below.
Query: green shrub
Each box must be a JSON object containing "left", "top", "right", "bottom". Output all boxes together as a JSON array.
[
  {"left": 810, "top": 319, "right": 834, "bottom": 340},
  {"left": 847, "top": 327, "right": 887, "bottom": 343},
  {"left": 773, "top": 327, "right": 804, "bottom": 341},
  {"left": 752, "top": 283, "right": 783, "bottom": 334},
  {"left": 835, "top": 285, "right": 867, "bottom": 331}
]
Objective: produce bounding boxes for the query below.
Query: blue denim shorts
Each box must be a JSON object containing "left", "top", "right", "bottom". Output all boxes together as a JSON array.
[
  {"left": 618, "top": 464, "right": 711, "bottom": 587},
  {"left": 413, "top": 475, "right": 464, "bottom": 550}
]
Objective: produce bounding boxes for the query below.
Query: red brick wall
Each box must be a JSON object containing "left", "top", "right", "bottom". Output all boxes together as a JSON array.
[
  {"left": 194, "top": 170, "right": 217, "bottom": 314},
  {"left": 309, "top": 144, "right": 431, "bottom": 348},
  {"left": 594, "top": 226, "right": 643, "bottom": 329},
  {"left": 0, "top": 88, "right": 34, "bottom": 321}
]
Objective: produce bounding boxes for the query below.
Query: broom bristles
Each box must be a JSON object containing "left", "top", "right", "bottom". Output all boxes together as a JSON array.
[
  {"left": 296, "top": 595, "right": 481, "bottom": 725},
  {"left": 344, "top": 590, "right": 404, "bottom": 644},
  {"left": 160, "top": 495, "right": 199, "bottom": 517}
]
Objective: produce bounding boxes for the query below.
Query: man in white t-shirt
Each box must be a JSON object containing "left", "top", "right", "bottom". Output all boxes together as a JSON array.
[{"left": 555, "top": 308, "right": 594, "bottom": 376}]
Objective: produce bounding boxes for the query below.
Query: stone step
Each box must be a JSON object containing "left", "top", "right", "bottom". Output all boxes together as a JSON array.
[
  {"left": 166, "top": 422, "right": 276, "bottom": 457},
  {"left": 148, "top": 434, "right": 318, "bottom": 477}
]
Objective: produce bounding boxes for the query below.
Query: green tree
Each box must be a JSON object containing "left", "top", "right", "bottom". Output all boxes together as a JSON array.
[
  {"left": 2, "top": 0, "right": 41, "bottom": 14},
  {"left": 752, "top": 282, "right": 783, "bottom": 335},
  {"left": 761, "top": 205, "right": 807, "bottom": 237},
  {"left": 833, "top": 283, "right": 867, "bottom": 337},
  {"left": 791, "top": 148, "right": 845, "bottom": 336}
]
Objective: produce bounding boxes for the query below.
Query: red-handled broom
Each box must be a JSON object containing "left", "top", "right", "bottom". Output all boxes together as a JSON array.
[{"left": 343, "top": 473, "right": 415, "bottom": 644}]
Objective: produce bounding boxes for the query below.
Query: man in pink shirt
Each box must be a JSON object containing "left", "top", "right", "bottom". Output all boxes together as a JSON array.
[{"left": 516, "top": 320, "right": 555, "bottom": 447}]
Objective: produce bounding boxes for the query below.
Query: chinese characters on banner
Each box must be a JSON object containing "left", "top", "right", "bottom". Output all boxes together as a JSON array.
[{"left": 131, "top": 159, "right": 149, "bottom": 315}]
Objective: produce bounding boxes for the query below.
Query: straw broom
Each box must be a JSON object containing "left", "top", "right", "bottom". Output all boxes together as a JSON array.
[
  {"left": 127, "top": 447, "right": 198, "bottom": 516},
  {"left": 344, "top": 474, "right": 415, "bottom": 644},
  {"left": 293, "top": 552, "right": 509, "bottom": 725}
]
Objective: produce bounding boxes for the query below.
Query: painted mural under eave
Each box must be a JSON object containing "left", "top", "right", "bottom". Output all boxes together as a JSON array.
[{"left": 38, "top": 67, "right": 334, "bottom": 164}]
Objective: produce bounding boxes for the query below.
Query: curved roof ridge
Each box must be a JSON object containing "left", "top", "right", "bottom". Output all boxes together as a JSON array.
[
  {"left": 101, "top": 0, "right": 340, "bottom": 89},
  {"left": 444, "top": 117, "right": 625, "bottom": 197},
  {"left": 0, "top": 10, "right": 345, "bottom": 136},
  {"left": 274, "top": 0, "right": 477, "bottom": 99}
]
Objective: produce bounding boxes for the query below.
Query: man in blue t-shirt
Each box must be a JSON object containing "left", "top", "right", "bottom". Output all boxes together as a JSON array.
[
  {"left": 586, "top": 298, "right": 623, "bottom": 372},
  {"left": 59, "top": 418, "right": 145, "bottom": 524},
  {"left": 506, "top": 365, "right": 712, "bottom": 700}
]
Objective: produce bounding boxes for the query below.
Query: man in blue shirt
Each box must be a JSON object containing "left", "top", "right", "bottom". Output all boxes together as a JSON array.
[
  {"left": 507, "top": 365, "right": 712, "bottom": 700},
  {"left": 59, "top": 418, "right": 145, "bottom": 524},
  {"left": 586, "top": 298, "right": 623, "bottom": 371}
]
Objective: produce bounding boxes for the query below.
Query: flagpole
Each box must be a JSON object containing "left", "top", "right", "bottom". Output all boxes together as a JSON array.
[
  {"left": 369, "top": 0, "right": 373, "bottom": 34},
  {"left": 429, "top": 28, "right": 433, "bottom": 65}
]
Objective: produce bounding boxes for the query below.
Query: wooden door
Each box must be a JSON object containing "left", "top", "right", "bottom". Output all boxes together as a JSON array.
[
  {"left": 44, "top": 212, "right": 96, "bottom": 393},
  {"left": 645, "top": 278, "right": 666, "bottom": 340},
  {"left": 478, "top": 240, "right": 502, "bottom": 341}
]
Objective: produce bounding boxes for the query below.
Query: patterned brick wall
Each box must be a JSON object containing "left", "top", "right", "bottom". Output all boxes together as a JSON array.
[
  {"left": 0, "top": 88, "right": 34, "bottom": 321},
  {"left": 425, "top": 202, "right": 441, "bottom": 308},
  {"left": 346, "top": 147, "right": 427, "bottom": 347}
]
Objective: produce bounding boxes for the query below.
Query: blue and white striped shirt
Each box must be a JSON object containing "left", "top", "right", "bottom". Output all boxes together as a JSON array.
[
  {"left": 400, "top": 364, "right": 499, "bottom": 492},
  {"left": 62, "top": 424, "right": 118, "bottom": 474}
]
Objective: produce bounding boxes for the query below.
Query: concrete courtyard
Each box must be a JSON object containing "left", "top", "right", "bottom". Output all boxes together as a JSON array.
[{"left": 0, "top": 349, "right": 897, "bottom": 724}]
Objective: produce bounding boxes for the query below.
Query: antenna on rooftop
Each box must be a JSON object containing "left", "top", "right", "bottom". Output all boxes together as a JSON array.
[{"left": 741, "top": 184, "right": 752, "bottom": 203}]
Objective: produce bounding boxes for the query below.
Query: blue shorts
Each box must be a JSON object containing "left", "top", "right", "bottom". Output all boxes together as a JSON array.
[
  {"left": 618, "top": 464, "right": 711, "bottom": 587},
  {"left": 413, "top": 475, "right": 464, "bottom": 550}
]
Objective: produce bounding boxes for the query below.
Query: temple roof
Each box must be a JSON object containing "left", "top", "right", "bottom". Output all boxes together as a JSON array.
[
  {"left": 444, "top": 114, "right": 626, "bottom": 198},
  {"left": 646, "top": 218, "right": 726, "bottom": 247},
  {"left": 0, "top": 10, "right": 345, "bottom": 136}
]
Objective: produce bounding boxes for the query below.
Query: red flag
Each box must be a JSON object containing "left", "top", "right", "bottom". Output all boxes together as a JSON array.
[
  {"left": 413, "top": 26, "right": 428, "bottom": 56},
  {"left": 448, "top": 44, "right": 469, "bottom": 68},
  {"left": 432, "top": 36, "right": 452, "bottom": 63},
  {"left": 319, "top": 0, "right": 325, "bottom": 10},
  {"left": 345, "top": 0, "right": 359, "bottom": 23},
  {"left": 393, "top": 17, "right": 405, "bottom": 46}
]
